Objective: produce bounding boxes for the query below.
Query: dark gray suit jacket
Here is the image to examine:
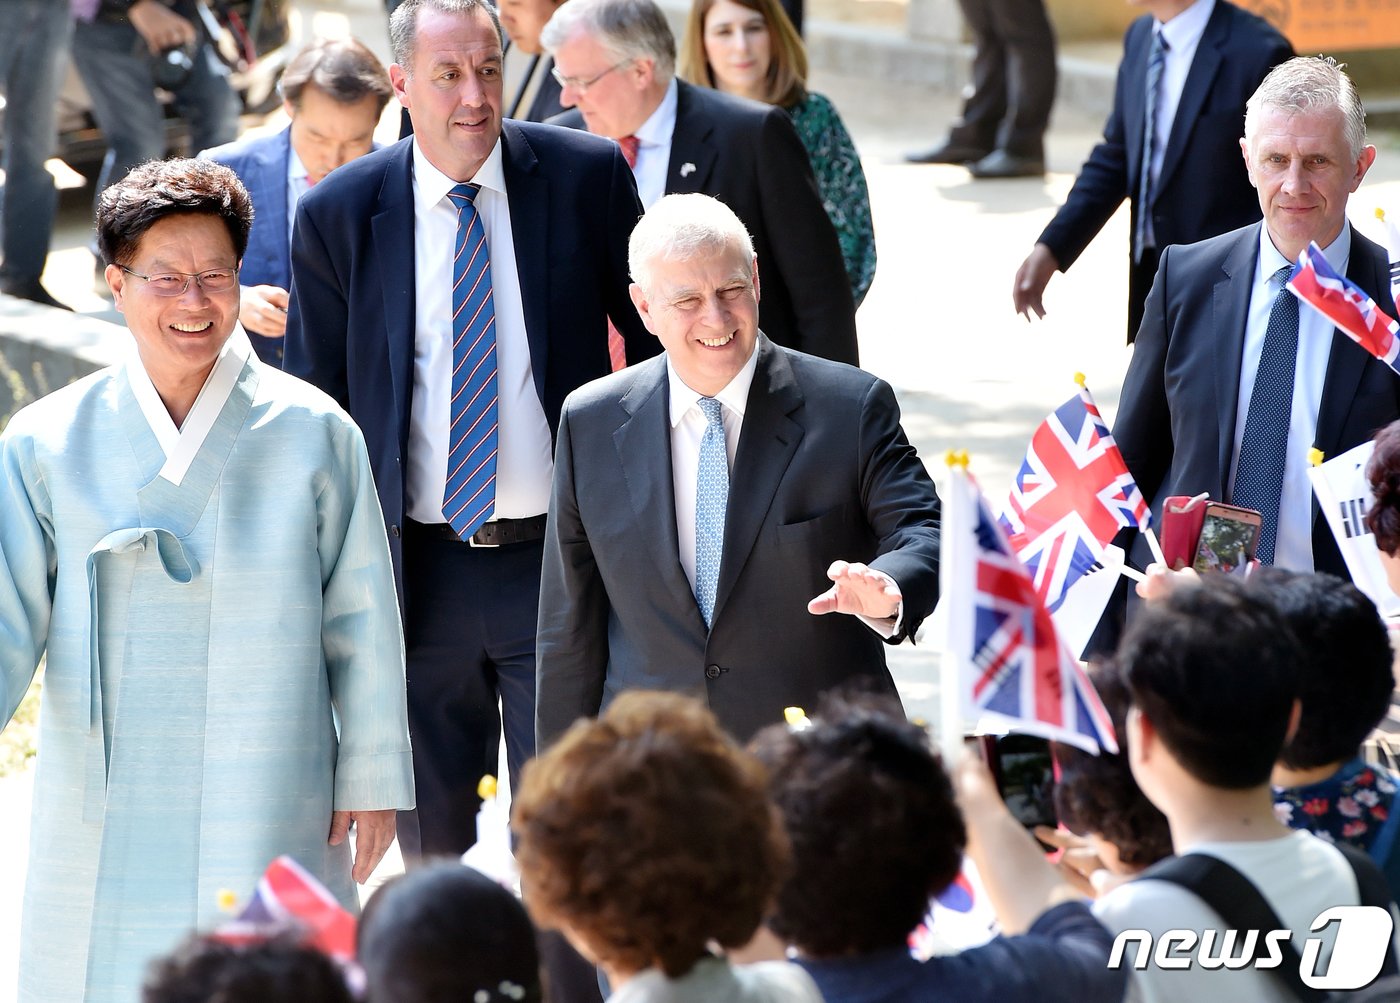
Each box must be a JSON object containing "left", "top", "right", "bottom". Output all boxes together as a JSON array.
[
  {"left": 1114, "top": 223, "right": 1400, "bottom": 580},
  {"left": 551, "top": 81, "right": 858, "bottom": 366},
  {"left": 535, "top": 336, "right": 941, "bottom": 747}
]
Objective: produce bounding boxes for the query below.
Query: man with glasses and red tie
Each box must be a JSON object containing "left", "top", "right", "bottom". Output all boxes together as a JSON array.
[
  {"left": 284, "top": 0, "right": 654, "bottom": 862},
  {"left": 541, "top": 0, "right": 859, "bottom": 366}
]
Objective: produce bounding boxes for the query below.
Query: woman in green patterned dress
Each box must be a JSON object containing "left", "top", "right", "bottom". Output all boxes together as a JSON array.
[{"left": 680, "top": 0, "right": 877, "bottom": 306}]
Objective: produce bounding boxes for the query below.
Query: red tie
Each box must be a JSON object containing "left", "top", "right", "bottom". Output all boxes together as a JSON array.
[
  {"left": 618, "top": 135, "right": 640, "bottom": 169},
  {"left": 605, "top": 135, "right": 641, "bottom": 372}
]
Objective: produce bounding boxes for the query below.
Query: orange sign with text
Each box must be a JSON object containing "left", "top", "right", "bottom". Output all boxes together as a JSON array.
[{"left": 1239, "top": 0, "right": 1400, "bottom": 51}]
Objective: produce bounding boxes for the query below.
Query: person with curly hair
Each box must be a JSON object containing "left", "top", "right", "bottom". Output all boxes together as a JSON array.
[
  {"left": 357, "top": 862, "right": 544, "bottom": 1003},
  {"left": 678, "top": 0, "right": 876, "bottom": 306},
  {"left": 143, "top": 934, "right": 353, "bottom": 1003},
  {"left": 1048, "top": 661, "right": 1172, "bottom": 890},
  {"left": 511, "top": 690, "right": 820, "bottom": 1002},
  {"left": 750, "top": 692, "right": 1126, "bottom": 1003}
]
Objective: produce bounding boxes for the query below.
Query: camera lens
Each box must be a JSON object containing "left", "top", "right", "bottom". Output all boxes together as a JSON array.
[{"left": 150, "top": 45, "right": 194, "bottom": 90}]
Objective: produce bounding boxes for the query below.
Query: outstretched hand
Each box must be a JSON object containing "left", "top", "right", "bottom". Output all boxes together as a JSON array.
[{"left": 807, "top": 560, "right": 901, "bottom": 620}]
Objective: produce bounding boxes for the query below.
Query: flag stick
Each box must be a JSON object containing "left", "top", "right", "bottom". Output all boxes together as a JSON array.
[
  {"left": 1118, "top": 564, "right": 1147, "bottom": 584},
  {"left": 940, "top": 450, "right": 970, "bottom": 767},
  {"left": 1143, "top": 526, "right": 1167, "bottom": 567}
]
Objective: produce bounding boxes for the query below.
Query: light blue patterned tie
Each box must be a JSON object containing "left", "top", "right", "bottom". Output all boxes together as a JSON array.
[
  {"left": 1134, "top": 30, "right": 1168, "bottom": 263},
  {"left": 1231, "top": 266, "right": 1298, "bottom": 565},
  {"left": 695, "top": 397, "right": 728, "bottom": 628},
  {"left": 443, "top": 182, "right": 499, "bottom": 540}
]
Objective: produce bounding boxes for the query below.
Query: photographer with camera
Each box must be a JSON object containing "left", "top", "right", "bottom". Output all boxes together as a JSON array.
[{"left": 72, "top": 0, "right": 239, "bottom": 240}]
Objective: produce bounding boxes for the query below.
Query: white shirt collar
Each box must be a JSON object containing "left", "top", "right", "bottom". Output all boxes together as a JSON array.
[
  {"left": 287, "top": 142, "right": 309, "bottom": 183},
  {"left": 667, "top": 342, "right": 759, "bottom": 427},
  {"left": 635, "top": 77, "right": 679, "bottom": 148},
  {"left": 1157, "top": 0, "right": 1214, "bottom": 49},
  {"left": 411, "top": 136, "right": 507, "bottom": 213},
  {"left": 1258, "top": 220, "right": 1352, "bottom": 283},
  {"left": 126, "top": 326, "right": 253, "bottom": 486}
]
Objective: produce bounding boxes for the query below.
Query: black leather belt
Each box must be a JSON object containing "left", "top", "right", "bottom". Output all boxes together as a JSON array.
[{"left": 406, "top": 515, "right": 547, "bottom": 548}]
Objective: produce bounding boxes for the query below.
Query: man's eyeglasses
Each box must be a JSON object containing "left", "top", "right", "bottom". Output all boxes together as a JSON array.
[
  {"left": 551, "top": 59, "right": 633, "bottom": 94},
  {"left": 120, "top": 266, "right": 240, "bottom": 297}
]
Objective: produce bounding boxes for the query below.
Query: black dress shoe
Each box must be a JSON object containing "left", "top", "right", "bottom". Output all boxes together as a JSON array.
[
  {"left": 1, "top": 279, "right": 73, "bottom": 311},
  {"left": 967, "top": 150, "right": 1045, "bottom": 178},
  {"left": 905, "top": 140, "right": 991, "bottom": 165}
]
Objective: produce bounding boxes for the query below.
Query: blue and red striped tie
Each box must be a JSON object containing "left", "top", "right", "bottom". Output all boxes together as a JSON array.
[{"left": 443, "top": 182, "right": 498, "bottom": 540}]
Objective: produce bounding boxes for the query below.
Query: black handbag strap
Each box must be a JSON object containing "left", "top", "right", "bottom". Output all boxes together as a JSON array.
[{"left": 1141, "top": 846, "right": 1398, "bottom": 1001}]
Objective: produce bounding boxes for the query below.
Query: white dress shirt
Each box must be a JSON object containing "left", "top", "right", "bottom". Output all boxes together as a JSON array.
[
  {"left": 1142, "top": 0, "right": 1214, "bottom": 248},
  {"left": 667, "top": 348, "right": 899, "bottom": 635},
  {"left": 1228, "top": 223, "right": 1351, "bottom": 572},
  {"left": 286, "top": 145, "right": 312, "bottom": 245},
  {"left": 631, "top": 78, "right": 678, "bottom": 209},
  {"left": 405, "top": 138, "right": 554, "bottom": 524}
]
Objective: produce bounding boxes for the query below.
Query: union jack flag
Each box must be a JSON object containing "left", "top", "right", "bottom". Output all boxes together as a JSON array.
[
  {"left": 942, "top": 466, "right": 1118, "bottom": 754},
  {"left": 1000, "top": 382, "right": 1150, "bottom": 612},
  {"left": 213, "top": 856, "right": 356, "bottom": 962},
  {"left": 1289, "top": 240, "right": 1400, "bottom": 373}
]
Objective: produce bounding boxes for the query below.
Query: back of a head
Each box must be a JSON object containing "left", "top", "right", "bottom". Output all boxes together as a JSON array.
[
  {"left": 1119, "top": 576, "right": 1303, "bottom": 790},
  {"left": 143, "top": 934, "right": 352, "bottom": 1003},
  {"left": 357, "top": 862, "right": 543, "bottom": 1003},
  {"left": 1368, "top": 420, "right": 1400, "bottom": 557},
  {"left": 1246, "top": 568, "right": 1393, "bottom": 770},
  {"left": 539, "top": 0, "right": 677, "bottom": 79},
  {"left": 751, "top": 691, "right": 965, "bottom": 957},
  {"left": 512, "top": 691, "right": 787, "bottom": 979}
]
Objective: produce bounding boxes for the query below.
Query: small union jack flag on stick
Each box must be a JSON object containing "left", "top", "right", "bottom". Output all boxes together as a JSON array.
[
  {"left": 1289, "top": 240, "right": 1400, "bottom": 373},
  {"left": 1000, "top": 375, "right": 1151, "bottom": 612},
  {"left": 213, "top": 856, "right": 357, "bottom": 962},
  {"left": 941, "top": 454, "right": 1118, "bottom": 756}
]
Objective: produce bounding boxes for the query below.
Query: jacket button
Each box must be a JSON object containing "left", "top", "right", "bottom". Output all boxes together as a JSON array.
[
  {"left": 390, "top": 524, "right": 401, "bottom": 538},
  {"left": 705, "top": 664, "right": 722, "bottom": 680}
]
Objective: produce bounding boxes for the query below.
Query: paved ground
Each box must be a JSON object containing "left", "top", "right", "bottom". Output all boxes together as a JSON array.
[{"left": 2, "top": 0, "right": 1400, "bottom": 994}]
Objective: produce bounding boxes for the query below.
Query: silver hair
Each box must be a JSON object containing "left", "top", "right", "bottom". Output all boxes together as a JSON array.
[
  {"left": 629, "top": 194, "right": 756, "bottom": 293},
  {"left": 390, "top": 0, "right": 505, "bottom": 72},
  {"left": 539, "top": 0, "right": 676, "bottom": 80},
  {"left": 1244, "top": 56, "right": 1366, "bottom": 161}
]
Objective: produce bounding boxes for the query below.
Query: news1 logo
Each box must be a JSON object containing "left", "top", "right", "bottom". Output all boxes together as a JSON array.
[{"left": 1108, "top": 906, "right": 1395, "bottom": 990}]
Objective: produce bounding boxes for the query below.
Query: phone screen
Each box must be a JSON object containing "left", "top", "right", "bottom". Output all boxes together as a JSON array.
[
  {"left": 1193, "top": 507, "right": 1261, "bottom": 577},
  {"left": 990, "top": 734, "right": 1057, "bottom": 830}
]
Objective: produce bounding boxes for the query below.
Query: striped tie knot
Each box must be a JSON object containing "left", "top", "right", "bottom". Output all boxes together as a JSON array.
[{"left": 447, "top": 182, "right": 482, "bottom": 210}]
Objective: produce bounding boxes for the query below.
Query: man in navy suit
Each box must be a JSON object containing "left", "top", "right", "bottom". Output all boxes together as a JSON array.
[
  {"left": 284, "top": 0, "right": 654, "bottom": 859},
  {"left": 206, "top": 38, "right": 391, "bottom": 365},
  {"left": 537, "top": 194, "right": 941, "bottom": 749},
  {"left": 541, "top": 0, "right": 858, "bottom": 366},
  {"left": 1012, "top": 0, "right": 1291, "bottom": 342},
  {"left": 1113, "top": 57, "right": 1397, "bottom": 600}
]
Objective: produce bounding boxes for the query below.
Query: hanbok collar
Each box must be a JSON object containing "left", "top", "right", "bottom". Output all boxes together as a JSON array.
[{"left": 125, "top": 326, "right": 254, "bottom": 487}]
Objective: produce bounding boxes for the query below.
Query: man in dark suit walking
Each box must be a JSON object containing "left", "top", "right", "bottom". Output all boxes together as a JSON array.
[
  {"left": 536, "top": 193, "right": 940, "bottom": 749},
  {"left": 1113, "top": 57, "right": 1397, "bottom": 591},
  {"left": 1012, "top": 0, "right": 1291, "bottom": 342},
  {"left": 205, "top": 37, "right": 391, "bottom": 365},
  {"left": 540, "top": 0, "right": 858, "bottom": 367},
  {"left": 283, "top": 0, "right": 654, "bottom": 859}
]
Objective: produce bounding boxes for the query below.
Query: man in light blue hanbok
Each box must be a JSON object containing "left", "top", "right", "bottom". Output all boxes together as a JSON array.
[{"left": 0, "top": 159, "right": 414, "bottom": 1002}]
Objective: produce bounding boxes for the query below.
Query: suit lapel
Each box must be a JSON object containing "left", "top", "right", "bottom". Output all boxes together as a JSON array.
[
  {"left": 613, "top": 360, "right": 698, "bottom": 618},
  {"left": 1214, "top": 225, "right": 1260, "bottom": 486},
  {"left": 666, "top": 82, "right": 718, "bottom": 195},
  {"left": 371, "top": 141, "right": 418, "bottom": 459},
  {"left": 1124, "top": 20, "right": 1151, "bottom": 194},
  {"left": 502, "top": 122, "right": 550, "bottom": 403},
  {"left": 1156, "top": 4, "right": 1227, "bottom": 196},
  {"left": 713, "top": 337, "right": 804, "bottom": 625},
  {"left": 1315, "top": 234, "right": 1387, "bottom": 456},
  {"left": 250, "top": 128, "right": 292, "bottom": 284}
]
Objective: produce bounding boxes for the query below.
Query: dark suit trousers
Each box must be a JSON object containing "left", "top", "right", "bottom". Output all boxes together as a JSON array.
[
  {"left": 396, "top": 523, "right": 541, "bottom": 859},
  {"left": 949, "top": 0, "right": 1057, "bottom": 158},
  {"left": 1127, "top": 246, "right": 1161, "bottom": 345}
]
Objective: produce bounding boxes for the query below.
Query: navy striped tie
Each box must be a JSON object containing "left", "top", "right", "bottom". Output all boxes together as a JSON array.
[
  {"left": 1134, "top": 29, "right": 1168, "bottom": 263},
  {"left": 443, "top": 182, "right": 498, "bottom": 541}
]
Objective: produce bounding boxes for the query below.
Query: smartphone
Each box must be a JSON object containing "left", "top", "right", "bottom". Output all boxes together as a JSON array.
[
  {"left": 979, "top": 734, "right": 1057, "bottom": 831},
  {"left": 1160, "top": 493, "right": 1209, "bottom": 569},
  {"left": 1192, "top": 502, "right": 1262, "bottom": 577}
]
